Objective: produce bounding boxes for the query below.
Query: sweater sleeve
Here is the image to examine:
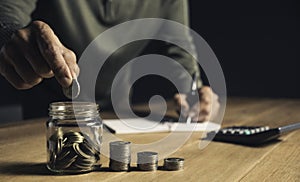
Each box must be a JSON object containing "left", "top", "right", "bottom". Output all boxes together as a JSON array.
[
  {"left": 160, "top": 0, "right": 202, "bottom": 93},
  {"left": 0, "top": 0, "right": 38, "bottom": 48}
]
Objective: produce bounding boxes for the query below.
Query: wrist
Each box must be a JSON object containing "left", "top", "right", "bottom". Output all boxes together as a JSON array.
[{"left": 0, "top": 21, "right": 22, "bottom": 49}]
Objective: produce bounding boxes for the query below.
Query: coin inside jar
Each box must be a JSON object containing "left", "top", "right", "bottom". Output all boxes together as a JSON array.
[
  {"left": 48, "top": 131, "right": 100, "bottom": 172},
  {"left": 63, "top": 78, "right": 80, "bottom": 99},
  {"left": 46, "top": 102, "right": 102, "bottom": 174}
]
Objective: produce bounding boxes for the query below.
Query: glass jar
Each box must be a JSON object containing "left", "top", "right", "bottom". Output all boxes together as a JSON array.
[{"left": 46, "top": 102, "right": 102, "bottom": 174}]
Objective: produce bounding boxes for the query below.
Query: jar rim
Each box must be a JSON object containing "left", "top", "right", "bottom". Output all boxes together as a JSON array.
[
  {"left": 49, "top": 102, "right": 99, "bottom": 118},
  {"left": 50, "top": 101, "right": 98, "bottom": 107}
]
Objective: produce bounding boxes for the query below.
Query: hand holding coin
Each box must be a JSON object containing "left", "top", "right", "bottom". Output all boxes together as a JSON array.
[{"left": 0, "top": 20, "right": 80, "bottom": 91}]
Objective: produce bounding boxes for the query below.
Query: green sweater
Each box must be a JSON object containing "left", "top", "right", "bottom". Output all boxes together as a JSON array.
[{"left": 0, "top": 0, "right": 201, "bottom": 118}]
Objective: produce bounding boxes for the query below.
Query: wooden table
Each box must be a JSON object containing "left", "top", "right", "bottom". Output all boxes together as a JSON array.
[{"left": 0, "top": 98, "right": 299, "bottom": 181}]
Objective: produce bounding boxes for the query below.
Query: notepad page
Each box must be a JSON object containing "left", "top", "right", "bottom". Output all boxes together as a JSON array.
[{"left": 103, "top": 118, "right": 220, "bottom": 134}]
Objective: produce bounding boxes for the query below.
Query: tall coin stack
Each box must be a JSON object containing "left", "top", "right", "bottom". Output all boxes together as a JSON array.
[
  {"left": 163, "top": 158, "right": 184, "bottom": 171},
  {"left": 137, "top": 151, "right": 158, "bottom": 171},
  {"left": 109, "top": 141, "right": 131, "bottom": 171}
]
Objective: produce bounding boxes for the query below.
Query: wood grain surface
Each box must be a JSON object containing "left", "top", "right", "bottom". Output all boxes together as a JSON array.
[{"left": 0, "top": 98, "right": 299, "bottom": 182}]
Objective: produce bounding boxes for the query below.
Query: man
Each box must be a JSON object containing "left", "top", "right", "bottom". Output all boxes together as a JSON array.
[{"left": 0, "top": 0, "right": 218, "bottom": 121}]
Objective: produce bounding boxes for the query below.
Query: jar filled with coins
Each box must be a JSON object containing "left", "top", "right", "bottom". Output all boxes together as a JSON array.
[{"left": 46, "top": 102, "right": 102, "bottom": 174}]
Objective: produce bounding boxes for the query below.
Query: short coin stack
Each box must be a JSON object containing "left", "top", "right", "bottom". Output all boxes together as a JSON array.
[
  {"left": 137, "top": 151, "right": 158, "bottom": 171},
  {"left": 109, "top": 141, "right": 131, "bottom": 171},
  {"left": 163, "top": 158, "right": 184, "bottom": 171},
  {"left": 48, "top": 130, "right": 100, "bottom": 172}
]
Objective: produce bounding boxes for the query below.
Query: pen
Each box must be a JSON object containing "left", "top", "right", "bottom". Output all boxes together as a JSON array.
[
  {"left": 191, "top": 73, "right": 198, "bottom": 96},
  {"left": 186, "top": 73, "right": 198, "bottom": 124}
]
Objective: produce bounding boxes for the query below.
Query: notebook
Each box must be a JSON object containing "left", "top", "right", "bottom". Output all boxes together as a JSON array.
[{"left": 103, "top": 118, "right": 220, "bottom": 134}]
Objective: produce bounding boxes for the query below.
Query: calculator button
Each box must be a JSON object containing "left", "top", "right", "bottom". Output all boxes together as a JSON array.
[
  {"left": 221, "top": 130, "right": 227, "bottom": 134},
  {"left": 244, "top": 130, "right": 251, "bottom": 135},
  {"left": 238, "top": 130, "right": 244, "bottom": 135}
]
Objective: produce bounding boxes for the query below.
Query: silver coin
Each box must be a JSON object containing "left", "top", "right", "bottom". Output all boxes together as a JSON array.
[
  {"left": 163, "top": 157, "right": 184, "bottom": 171},
  {"left": 63, "top": 132, "right": 85, "bottom": 146},
  {"left": 137, "top": 163, "right": 158, "bottom": 171},
  {"left": 55, "top": 147, "right": 77, "bottom": 169},
  {"left": 109, "top": 141, "right": 131, "bottom": 171},
  {"left": 109, "top": 159, "right": 130, "bottom": 171},
  {"left": 63, "top": 78, "right": 80, "bottom": 99},
  {"left": 48, "top": 131, "right": 100, "bottom": 171},
  {"left": 137, "top": 151, "right": 158, "bottom": 171}
]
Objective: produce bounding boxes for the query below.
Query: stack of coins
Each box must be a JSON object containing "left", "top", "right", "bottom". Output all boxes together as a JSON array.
[
  {"left": 48, "top": 130, "right": 100, "bottom": 172},
  {"left": 137, "top": 151, "right": 158, "bottom": 171},
  {"left": 109, "top": 141, "right": 131, "bottom": 171},
  {"left": 163, "top": 158, "right": 184, "bottom": 171}
]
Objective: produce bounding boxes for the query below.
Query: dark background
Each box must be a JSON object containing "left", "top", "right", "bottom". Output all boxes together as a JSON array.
[
  {"left": 0, "top": 0, "right": 299, "bottom": 121},
  {"left": 189, "top": 0, "right": 300, "bottom": 98},
  {"left": 134, "top": 0, "right": 300, "bottom": 100}
]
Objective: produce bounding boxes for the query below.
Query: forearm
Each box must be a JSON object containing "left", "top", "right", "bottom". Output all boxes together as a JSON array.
[
  {"left": 0, "top": 0, "right": 37, "bottom": 48},
  {"left": 165, "top": 45, "right": 202, "bottom": 93},
  {"left": 162, "top": 0, "right": 202, "bottom": 93}
]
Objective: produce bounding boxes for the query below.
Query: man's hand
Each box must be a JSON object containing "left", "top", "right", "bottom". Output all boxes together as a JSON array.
[
  {"left": 174, "top": 86, "right": 220, "bottom": 122},
  {"left": 0, "top": 21, "right": 79, "bottom": 89}
]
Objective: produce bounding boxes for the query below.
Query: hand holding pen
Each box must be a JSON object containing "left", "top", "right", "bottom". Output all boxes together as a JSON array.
[{"left": 174, "top": 74, "right": 220, "bottom": 123}]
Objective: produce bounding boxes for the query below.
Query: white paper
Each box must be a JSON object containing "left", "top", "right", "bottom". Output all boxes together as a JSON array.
[{"left": 103, "top": 118, "right": 220, "bottom": 134}]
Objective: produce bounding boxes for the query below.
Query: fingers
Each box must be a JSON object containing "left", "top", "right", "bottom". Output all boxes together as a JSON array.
[
  {"left": 174, "top": 91, "right": 212, "bottom": 122},
  {"left": 191, "top": 86, "right": 220, "bottom": 122},
  {"left": 174, "top": 87, "right": 220, "bottom": 123},
  {"left": 33, "top": 21, "right": 71, "bottom": 87},
  {"left": 209, "top": 90, "right": 220, "bottom": 122},
  {"left": 0, "top": 24, "right": 53, "bottom": 89},
  {"left": 190, "top": 102, "right": 211, "bottom": 122},
  {"left": 199, "top": 103, "right": 211, "bottom": 121},
  {"left": 2, "top": 45, "right": 42, "bottom": 87},
  {"left": 32, "top": 21, "right": 79, "bottom": 88},
  {"left": 0, "top": 21, "right": 79, "bottom": 90},
  {"left": 0, "top": 53, "right": 32, "bottom": 89},
  {"left": 199, "top": 86, "right": 214, "bottom": 104},
  {"left": 12, "top": 27, "right": 54, "bottom": 79},
  {"left": 174, "top": 93, "right": 190, "bottom": 117},
  {"left": 62, "top": 47, "right": 80, "bottom": 78}
]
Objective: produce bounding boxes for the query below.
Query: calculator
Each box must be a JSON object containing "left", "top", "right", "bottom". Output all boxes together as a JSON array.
[{"left": 207, "top": 122, "right": 300, "bottom": 146}]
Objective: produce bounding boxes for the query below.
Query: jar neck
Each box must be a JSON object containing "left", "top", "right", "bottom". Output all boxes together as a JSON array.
[{"left": 49, "top": 102, "right": 100, "bottom": 119}]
